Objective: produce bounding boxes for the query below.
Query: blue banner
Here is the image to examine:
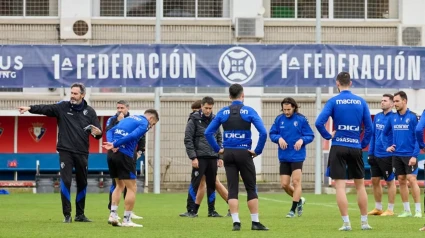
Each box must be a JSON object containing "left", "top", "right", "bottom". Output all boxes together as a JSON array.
[{"left": 0, "top": 44, "right": 423, "bottom": 88}]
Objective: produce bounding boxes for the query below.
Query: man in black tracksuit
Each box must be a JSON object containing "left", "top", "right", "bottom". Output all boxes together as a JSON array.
[
  {"left": 184, "top": 96, "right": 223, "bottom": 217},
  {"left": 18, "top": 83, "right": 102, "bottom": 223},
  {"left": 106, "top": 100, "right": 145, "bottom": 221}
]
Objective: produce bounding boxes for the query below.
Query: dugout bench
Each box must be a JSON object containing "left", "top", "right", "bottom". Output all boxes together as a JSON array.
[{"left": 0, "top": 153, "right": 146, "bottom": 193}]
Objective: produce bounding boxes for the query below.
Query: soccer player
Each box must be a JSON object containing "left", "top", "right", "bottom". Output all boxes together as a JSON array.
[
  {"left": 205, "top": 83, "right": 269, "bottom": 231},
  {"left": 383, "top": 91, "right": 421, "bottom": 218},
  {"left": 106, "top": 100, "right": 144, "bottom": 222},
  {"left": 315, "top": 72, "right": 373, "bottom": 231},
  {"left": 18, "top": 82, "right": 102, "bottom": 223},
  {"left": 180, "top": 100, "right": 230, "bottom": 217},
  {"left": 269, "top": 97, "right": 314, "bottom": 218},
  {"left": 415, "top": 107, "right": 425, "bottom": 231},
  {"left": 183, "top": 97, "right": 223, "bottom": 217},
  {"left": 367, "top": 94, "right": 396, "bottom": 216},
  {"left": 103, "top": 109, "right": 159, "bottom": 227}
]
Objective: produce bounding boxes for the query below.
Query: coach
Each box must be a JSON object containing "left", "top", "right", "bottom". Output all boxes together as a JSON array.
[{"left": 18, "top": 82, "right": 102, "bottom": 223}]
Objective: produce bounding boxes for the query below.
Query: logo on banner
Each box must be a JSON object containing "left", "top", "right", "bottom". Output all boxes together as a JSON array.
[
  {"left": 0, "top": 123, "right": 3, "bottom": 138},
  {"left": 28, "top": 122, "right": 46, "bottom": 142},
  {"left": 0, "top": 56, "right": 24, "bottom": 79},
  {"left": 218, "top": 47, "right": 256, "bottom": 85}
]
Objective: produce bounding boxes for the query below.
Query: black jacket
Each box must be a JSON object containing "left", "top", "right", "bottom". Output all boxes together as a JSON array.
[
  {"left": 29, "top": 100, "right": 102, "bottom": 155},
  {"left": 184, "top": 110, "right": 222, "bottom": 160},
  {"left": 106, "top": 112, "right": 146, "bottom": 153}
]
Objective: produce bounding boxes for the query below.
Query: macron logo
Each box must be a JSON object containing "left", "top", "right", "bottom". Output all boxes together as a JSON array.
[{"left": 336, "top": 99, "right": 361, "bottom": 105}]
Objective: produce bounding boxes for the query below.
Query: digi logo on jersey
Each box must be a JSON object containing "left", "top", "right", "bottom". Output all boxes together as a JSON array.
[
  {"left": 337, "top": 125, "right": 360, "bottom": 131},
  {"left": 114, "top": 129, "right": 129, "bottom": 137},
  {"left": 225, "top": 133, "right": 246, "bottom": 139},
  {"left": 218, "top": 47, "right": 256, "bottom": 85}
]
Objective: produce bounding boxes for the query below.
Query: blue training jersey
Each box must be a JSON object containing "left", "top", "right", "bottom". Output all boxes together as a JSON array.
[
  {"left": 383, "top": 109, "right": 419, "bottom": 158},
  {"left": 269, "top": 113, "right": 314, "bottom": 162},
  {"left": 369, "top": 111, "right": 393, "bottom": 158},
  {"left": 415, "top": 110, "right": 425, "bottom": 149},
  {"left": 315, "top": 90, "right": 373, "bottom": 149},
  {"left": 204, "top": 101, "right": 267, "bottom": 156},
  {"left": 107, "top": 115, "right": 149, "bottom": 158}
]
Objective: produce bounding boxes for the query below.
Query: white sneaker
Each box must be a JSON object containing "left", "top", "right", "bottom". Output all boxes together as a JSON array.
[
  {"left": 339, "top": 222, "right": 352, "bottom": 231},
  {"left": 122, "top": 221, "right": 143, "bottom": 227},
  {"left": 131, "top": 213, "right": 143, "bottom": 219},
  {"left": 361, "top": 221, "right": 372, "bottom": 230},
  {"left": 109, "top": 215, "right": 121, "bottom": 227}
]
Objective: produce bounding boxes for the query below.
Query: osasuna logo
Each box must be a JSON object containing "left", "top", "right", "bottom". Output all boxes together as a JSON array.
[
  {"left": 337, "top": 125, "right": 360, "bottom": 131},
  {"left": 29, "top": 122, "right": 46, "bottom": 142},
  {"left": 225, "top": 133, "right": 245, "bottom": 139},
  {"left": 218, "top": 47, "right": 256, "bottom": 85}
]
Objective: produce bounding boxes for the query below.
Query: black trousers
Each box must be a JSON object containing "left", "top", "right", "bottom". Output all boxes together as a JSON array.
[
  {"left": 59, "top": 150, "right": 88, "bottom": 216},
  {"left": 223, "top": 149, "right": 258, "bottom": 201},
  {"left": 186, "top": 157, "right": 218, "bottom": 213}
]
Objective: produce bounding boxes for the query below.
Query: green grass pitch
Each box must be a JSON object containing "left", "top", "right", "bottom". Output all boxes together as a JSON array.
[{"left": 1, "top": 192, "right": 424, "bottom": 237}]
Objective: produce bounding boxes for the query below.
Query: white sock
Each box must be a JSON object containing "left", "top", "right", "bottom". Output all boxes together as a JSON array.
[
  {"left": 415, "top": 203, "right": 422, "bottom": 212},
  {"left": 361, "top": 215, "right": 368, "bottom": 222},
  {"left": 342, "top": 215, "right": 350, "bottom": 223},
  {"left": 111, "top": 205, "right": 118, "bottom": 213},
  {"left": 231, "top": 213, "right": 240, "bottom": 223},
  {"left": 250, "top": 213, "right": 259, "bottom": 222},
  {"left": 375, "top": 202, "right": 382, "bottom": 210},
  {"left": 124, "top": 211, "right": 132, "bottom": 223},
  {"left": 388, "top": 203, "right": 394, "bottom": 211},
  {"left": 403, "top": 202, "right": 411, "bottom": 212}
]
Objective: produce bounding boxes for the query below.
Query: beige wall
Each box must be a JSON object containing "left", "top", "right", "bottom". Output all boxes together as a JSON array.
[{"left": 0, "top": 21, "right": 397, "bottom": 46}]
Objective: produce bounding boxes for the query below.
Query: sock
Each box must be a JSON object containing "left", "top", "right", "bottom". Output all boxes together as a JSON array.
[
  {"left": 388, "top": 203, "right": 394, "bottom": 211},
  {"left": 250, "top": 213, "right": 259, "bottom": 222},
  {"left": 375, "top": 202, "right": 382, "bottom": 210},
  {"left": 231, "top": 213, "right": 240, "bottom": 223},
  {"left": 342, "top": 215, "right": 350, "bottom": 223},
  {"left": 403, "top": 202, "right": 411, "bottom": 212},
  {"left": 193, "top": 204, "right": 200, "bottom": 213},
  {"left": 415, "top": 203, "right": 422, "bottom": 212},
  {"left": 290, "top": 201, "right": 298, "bottom": 212},
  {"left": 111, "top": 205, "right": 118, "bottom": 214},
  {"left": 361, "top": 215, "right": 368, "bottom": 222},
  {"left": 124, "top": 211, "right": 132, "bottom": 223}
]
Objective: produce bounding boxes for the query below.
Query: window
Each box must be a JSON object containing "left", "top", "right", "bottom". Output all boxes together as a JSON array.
[
  {"left": 270, "top": 0, "right": 329, "bottom": 18},
  {"left": 269, "top": 0, "right": 398, "bottom": 19},
  {"left": 0, "top": 0, "right": 58, "bottom": 17},
  {"left": 367, "top": 0, "right": 393, "bottom": 19},
  {"left": 98, "top": 0, "right": 227, "bottom": 18},
  {"left": 0, "top": 0, "right": 23, "bottom": 16},
  {"left": 334, "top": 0, "right": 365, "bottom": 19}
]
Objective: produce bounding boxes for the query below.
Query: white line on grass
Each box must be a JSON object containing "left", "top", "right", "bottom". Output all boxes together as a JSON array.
[{"left": 239, "top": 194, "right": 357, "bottom": 211}]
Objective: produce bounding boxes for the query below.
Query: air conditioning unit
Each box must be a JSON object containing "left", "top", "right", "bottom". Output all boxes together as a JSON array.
[
  {"left": 235, "top": 17, "right": 264, "bottom": 39},
  {"left": 60, "top": 0, "right": 92, "bottom": 40},
  {"left": 398, "top": 25, "right": 425, "bottom": 46}
]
